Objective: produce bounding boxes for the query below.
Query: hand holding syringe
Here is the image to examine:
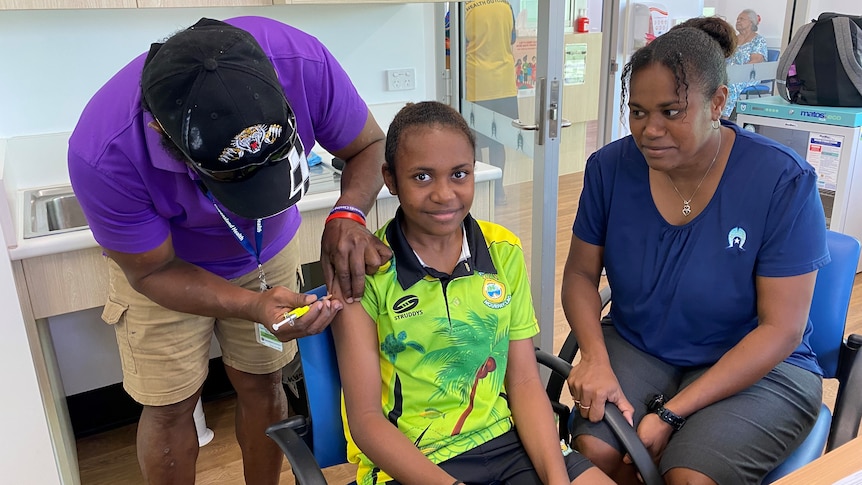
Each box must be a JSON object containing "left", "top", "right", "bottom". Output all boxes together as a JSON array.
[{"left": 272, "top": 295, "right": 333, "bottom": 331}]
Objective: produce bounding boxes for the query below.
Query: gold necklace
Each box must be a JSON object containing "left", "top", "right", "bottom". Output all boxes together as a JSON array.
[{"left": 666, "top": 128, "right": 722, "bottom": 217}]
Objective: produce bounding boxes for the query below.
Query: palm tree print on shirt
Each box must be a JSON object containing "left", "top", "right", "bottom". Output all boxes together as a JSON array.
[{"left": 420, "top": 311, "right": 508, "bottom": 436}]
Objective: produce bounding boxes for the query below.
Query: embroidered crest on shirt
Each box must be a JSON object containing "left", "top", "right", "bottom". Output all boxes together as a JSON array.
[
  {"left": 727, "top": 226, "right": 747, "bottom": 250},
  {"left": 218, "top": 124, "right": 283, "bottom": 164},
  {"left": 482, "top": 277, "right": 511, "bottom": 309}
]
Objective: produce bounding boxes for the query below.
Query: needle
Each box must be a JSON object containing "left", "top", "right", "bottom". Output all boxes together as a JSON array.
[{"left": 272, "top": 295, "right": 332, "bottom": 331}]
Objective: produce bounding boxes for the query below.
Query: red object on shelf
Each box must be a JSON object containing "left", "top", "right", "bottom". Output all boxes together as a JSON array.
[{"left": 576, "top": 15, "right": 590, "bottom": 33}]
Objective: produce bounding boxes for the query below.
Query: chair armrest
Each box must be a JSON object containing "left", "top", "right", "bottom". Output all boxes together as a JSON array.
[
  {"left": 265, "top": 416, "right": 328, "bottom": 485},
  {"left": 829, "top": 333, "right": 862, "bottom": 451},
  {"left": 544, "top": 286, "right": 612, "bottom": 404},
  {"left": 535, "top": 349, "right": 663, "bottom": 485},
  {"left": 602, "top": 406, "right": 663, "bottom": 485}
]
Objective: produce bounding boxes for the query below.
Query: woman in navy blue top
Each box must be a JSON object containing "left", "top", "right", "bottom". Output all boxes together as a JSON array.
[{"left": 562, "top": 17, "right": 829, "bottom": 485}]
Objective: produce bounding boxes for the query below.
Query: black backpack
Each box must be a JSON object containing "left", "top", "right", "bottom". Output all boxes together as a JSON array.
[{"left": 776, "top": 12, "right": 862, "bottom": 107}]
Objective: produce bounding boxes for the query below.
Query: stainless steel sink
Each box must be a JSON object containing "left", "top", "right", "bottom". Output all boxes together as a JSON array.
[{"left": 23, "top": 186, "right": 89, "bottom": 239}]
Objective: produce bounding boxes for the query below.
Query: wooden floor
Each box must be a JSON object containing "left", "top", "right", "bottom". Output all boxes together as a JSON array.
[{"left": 77, "top": 171, "right": 862, "bottom": 484}]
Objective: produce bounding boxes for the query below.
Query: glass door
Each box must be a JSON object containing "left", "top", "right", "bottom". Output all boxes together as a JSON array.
[{"left": 454, "top": 0, "right": 587, "bottom": 352}]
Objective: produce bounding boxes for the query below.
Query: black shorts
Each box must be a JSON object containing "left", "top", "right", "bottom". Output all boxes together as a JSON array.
[
  {"left": 388, "top": 429, "right": 594, "bottom": 485},
  {"left": 571, "top": 322, "right": 822, "bottom": 484}
]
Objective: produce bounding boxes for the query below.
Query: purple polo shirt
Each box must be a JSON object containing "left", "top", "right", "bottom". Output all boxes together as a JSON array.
[{"left": 68, "top": 16, "right": 369, "bottom": 279}]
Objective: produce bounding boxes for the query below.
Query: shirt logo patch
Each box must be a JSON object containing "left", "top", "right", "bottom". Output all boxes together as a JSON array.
[
  {"left": 482, "top": 277, "right": 511, "bottom": 309},
  {"left": 393, "top": 295, "right": 423, "bottom": 320},
  {"left": 726, "top": 226, "right": 747, "bottom": 251}
]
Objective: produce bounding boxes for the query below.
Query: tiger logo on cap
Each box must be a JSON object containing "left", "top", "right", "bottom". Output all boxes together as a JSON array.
[{"left": 218, "top": 124, "right": 283, "bottom": 164}]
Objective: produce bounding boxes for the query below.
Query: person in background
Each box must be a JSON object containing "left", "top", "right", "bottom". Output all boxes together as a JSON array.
[
  {"left": 465, "top": 0, "right": 519, "bottom": 206},
  {"left": 562, "top": 16, "right": 827, "bottom": 485},
  {"left": 68, "top": 16, "right": 390, "bottom": 484},
  {"left": 332, "top": 101, "right": 614, "bottom": 485},
  {"left": 722, "top": 9, "right": 769, "bottom": 119}
]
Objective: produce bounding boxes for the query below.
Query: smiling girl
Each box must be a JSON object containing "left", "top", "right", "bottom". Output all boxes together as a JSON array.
[{"left": 331, "top": 101, "right": 612, "bottom": 485}]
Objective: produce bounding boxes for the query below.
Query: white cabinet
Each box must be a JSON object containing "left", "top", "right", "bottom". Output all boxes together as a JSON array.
[
  {"left": 1, "top": 0, "right": 134, "bottom": 7},
  {"left": 137, "top": 0, "right": 270, "bottom": 6},
  {"left": 738, "top": 99, "right": 862, "bottom": 271},
  {"left": 1, "top": 0, "right": 450, "bottom": 9}
]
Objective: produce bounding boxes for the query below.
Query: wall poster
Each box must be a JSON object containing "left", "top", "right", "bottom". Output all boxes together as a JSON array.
[{"left": 564, "top": 43, "right": 587, "bottom": 85}]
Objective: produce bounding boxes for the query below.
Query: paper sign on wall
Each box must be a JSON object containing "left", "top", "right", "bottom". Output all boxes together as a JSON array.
[
  {"left": 807, "top": 133, "right": 843, "bottom": 191},
  {"left": 564, "top": 43, "right": 587, "bottom": 85}
]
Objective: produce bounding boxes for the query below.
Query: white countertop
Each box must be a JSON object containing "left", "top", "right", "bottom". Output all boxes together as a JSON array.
[{"left": 7, "top": 160, "right": 502, "bottom": 261}]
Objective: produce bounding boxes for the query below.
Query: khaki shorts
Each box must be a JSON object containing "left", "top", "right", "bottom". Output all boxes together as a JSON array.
[{"left": 102, "top": 238, "right": 302, "bottom": 406}]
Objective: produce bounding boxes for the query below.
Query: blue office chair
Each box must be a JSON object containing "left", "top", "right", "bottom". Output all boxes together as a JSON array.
[
  {"left": 742, "top": 48, "right": 781, "bottom": 98},
  {"left": 764, "top": 230, "right": 862, "bottom": 482},
  {"left": 266, "top": 285, "right": 345, "bottom": 485},
  {"left": 540, "top": 230, "right": 862, "bottom": 484}
]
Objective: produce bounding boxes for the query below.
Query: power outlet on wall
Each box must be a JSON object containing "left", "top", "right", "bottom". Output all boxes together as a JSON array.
[{"left": 386, "top": 68, "right": 415, "bottom": 91}]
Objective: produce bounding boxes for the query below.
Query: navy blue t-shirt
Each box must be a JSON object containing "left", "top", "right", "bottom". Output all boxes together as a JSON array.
[{"left": 574, "top": 121, "right": 830, "bottom": 374}]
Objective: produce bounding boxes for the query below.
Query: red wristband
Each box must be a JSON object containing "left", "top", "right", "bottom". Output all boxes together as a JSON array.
[{"left": 325, "top": 210, "right": 366, "bottom": 226}]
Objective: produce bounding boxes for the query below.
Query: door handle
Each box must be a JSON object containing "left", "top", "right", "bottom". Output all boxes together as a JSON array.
[
  {"left": 511, "top": 118, "right": 571, "bottom": 131},
  {"left": 511, "top": 119, "right": 539, "bottom": 131},
  {"left": 510, "top": 78, "right": 572, "bottom": 140}
]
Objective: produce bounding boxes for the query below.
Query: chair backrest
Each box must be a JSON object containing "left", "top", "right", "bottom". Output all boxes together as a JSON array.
[
  {"left": 808, "top": 231, "right": 861, "bottom": 378},
  {"left": 767, "top": 48, "right": 780, "bottom": 62},
  {"left": 295, "top": 285, "right": 348, "bottom": 468}
]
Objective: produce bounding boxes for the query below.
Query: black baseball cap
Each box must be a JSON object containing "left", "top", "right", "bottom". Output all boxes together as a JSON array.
[{"left": 141, "top": 18, "right": 309, "bottom": 219}]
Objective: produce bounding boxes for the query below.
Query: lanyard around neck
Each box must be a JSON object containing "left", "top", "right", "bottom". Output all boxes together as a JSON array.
[{"left": 198, "top": 183, "right": 268, "bottom": 291}]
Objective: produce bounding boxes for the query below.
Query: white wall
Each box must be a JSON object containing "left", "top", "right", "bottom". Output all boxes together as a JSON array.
[
  {"left": 0, "top": 4, "right": 438, "bottom": 137},
  {"left": 805, "top": 0, "right": 859, "bottom": 20}
]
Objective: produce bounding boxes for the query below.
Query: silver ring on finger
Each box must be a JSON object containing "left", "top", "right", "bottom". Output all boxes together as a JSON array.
[{"left": 578, "top": 403, "right": 591, "bottom": 410}]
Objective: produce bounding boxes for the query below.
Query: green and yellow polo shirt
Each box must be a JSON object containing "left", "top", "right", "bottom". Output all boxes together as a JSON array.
[{"left": 345, "top": 210, "right": 539, "bottom": 485}]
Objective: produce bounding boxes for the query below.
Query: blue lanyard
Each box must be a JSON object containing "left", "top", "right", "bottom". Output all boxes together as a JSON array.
[{"left": 199, "top": 186, "right": 268, "bottom": 291}]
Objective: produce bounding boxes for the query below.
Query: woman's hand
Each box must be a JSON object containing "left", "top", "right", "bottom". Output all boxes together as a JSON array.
[
  {"left": 633, "top": 413, "right": 674, "bottom": 463},
  {"left": 567, "top": 358, "right": 635, "bottom": 425}
]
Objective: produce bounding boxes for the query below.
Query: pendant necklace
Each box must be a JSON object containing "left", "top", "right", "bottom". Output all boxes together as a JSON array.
[{"left": 666, "top": 128, "right": 722, "bottom": 217}]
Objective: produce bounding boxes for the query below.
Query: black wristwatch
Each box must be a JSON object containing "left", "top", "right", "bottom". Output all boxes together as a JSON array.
[{"left": 647, "top": 394, "right": 686, "bottom": 431}]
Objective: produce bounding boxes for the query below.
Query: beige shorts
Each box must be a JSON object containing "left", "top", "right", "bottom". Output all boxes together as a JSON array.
[{"left": 102, "top": 238, "right": 302, "bottom": 406}]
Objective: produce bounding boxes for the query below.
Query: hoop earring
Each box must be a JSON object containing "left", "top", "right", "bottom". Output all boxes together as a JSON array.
[{"left": 712, "top": 119, "right": 720, "bottom": 130}]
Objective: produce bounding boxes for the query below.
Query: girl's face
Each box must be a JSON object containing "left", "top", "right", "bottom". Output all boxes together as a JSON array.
[
  {"left": 627, "top": 63, "right": 724, "bottom": 173},
  {"left": 384, "top": 125, "right": 475, "bottom": 240}
]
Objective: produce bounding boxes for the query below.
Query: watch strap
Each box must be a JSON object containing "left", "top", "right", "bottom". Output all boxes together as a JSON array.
[
  {"left": 655, "top": 405, "right": 686, "bottom": 431},
  {"left": 646, "top": 393, "right": 686, "bottom": 431}
]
